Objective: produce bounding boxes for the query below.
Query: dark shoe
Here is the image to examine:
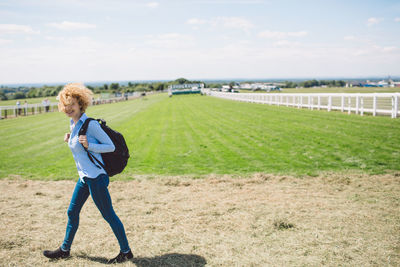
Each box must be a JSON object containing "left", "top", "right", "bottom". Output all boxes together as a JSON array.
[
  {"left": 43, "top": 247, "right": 70, "bottom": 259},
  {"left": 107, "top": 250, "right": 133, "bottom": 264}
]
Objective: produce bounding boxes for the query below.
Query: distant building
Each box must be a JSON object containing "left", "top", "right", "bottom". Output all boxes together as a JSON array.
[
  {"left": 392, "top": 82, "right": 400, "bottom": 87},
  {"left": 221, "top": 85, "right": 231, "bottom": 92},
  {"left": 168, "top": 83, "right": 204, "bottom": 96},
  {"left": 239, "top": 82, "right": 281, "bottom": 92},
  {"left": 168, "top": 83, "right": 204, "bottom": 90}
]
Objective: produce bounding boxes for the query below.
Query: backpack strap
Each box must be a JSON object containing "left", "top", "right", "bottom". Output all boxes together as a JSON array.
[{"left": 78, "top": 118, "right": 106, "bottom": 171}]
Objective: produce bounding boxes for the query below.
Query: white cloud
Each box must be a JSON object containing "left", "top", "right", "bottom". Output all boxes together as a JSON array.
[
  {"left": 382, "top": 46, "right": 397, "bottom": 53},
  {"left": 353, "top": 49, "right": 369, "bottom": 56},
  {"left": 0, "top": 24, "right": 39, "bottom": 35},
  {"left": 187, "top": 18, "right": 208, "bottom": 25},
  {"left": 1, "top": 37, "right": 398, "bottom": 83},
  {"left": 144, "top": 33, "right": 195, "bottom": 49},
  {"left": 273, "top": 40, "right": 300, "bottom": 47},
  {"left": 191, "top": 0, "right": 265, "bottom": 3},
  {"left": 258, "top": 30, "right": 308, "bottom": 39},
  {"left": 186, "top": 17, "right": 254, "bottom": 31},
  {"left": 158, "top": 33, "right": 186, "bottom": 39},
  {"left": 395, "top": 17, "right": 400, "bottom": 22},
  {"left": 344, "top": 35, "right": 356, "bottom": 41},
  {"left": 213, "top": 17, "right": 254, "bottom": 31},
  {"left": 0, "top": 38, "right": 12, "bottom": 44},
  {"left": 47, "top": 21, "right": 96, "bottom": 30},
  {"left": 45, "top": 36, "right": 65, "bottom": 41},
  {"left": 352, "top": 45, "right": 398, "bottom": 56},
  {"left": 288, "top": 31, "right": 308, "bottom": 37},
  {"left": 367, "top": 17, "right": 382, "bottom": 26},
  {"left": 146, "top": 2, "right": 159, "bottom": 8}
]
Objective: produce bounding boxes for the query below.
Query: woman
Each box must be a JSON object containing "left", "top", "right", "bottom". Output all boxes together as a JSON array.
[{"left": 43, "top": 83, "right": 133, "bottom": 264}]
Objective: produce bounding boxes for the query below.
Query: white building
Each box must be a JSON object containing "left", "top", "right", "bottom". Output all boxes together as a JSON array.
[{"left": 239, "top": 82, "right": 281, "bottom": 91}]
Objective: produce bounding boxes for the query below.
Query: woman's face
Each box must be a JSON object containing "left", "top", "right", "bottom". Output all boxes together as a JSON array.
[{"left": 64, "top": 97, "right": 81, "bottom": 119}]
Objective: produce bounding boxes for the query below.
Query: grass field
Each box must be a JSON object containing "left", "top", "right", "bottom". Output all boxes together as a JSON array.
[
  {"left": 1, "top": 93, "right": 400, "bottom": 180},
  {"left": 1, "top": 93, "right": 400, "bottom": 266}
]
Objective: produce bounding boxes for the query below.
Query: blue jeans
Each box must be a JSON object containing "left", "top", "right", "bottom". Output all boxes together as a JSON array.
[{"left": 61, "top": 174, "right": 130, "bottom": 253}]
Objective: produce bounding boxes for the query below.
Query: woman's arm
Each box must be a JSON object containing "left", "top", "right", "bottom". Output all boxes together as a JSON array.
[{"left": 86, "top": 121, "right": 115, "bottom": 153}]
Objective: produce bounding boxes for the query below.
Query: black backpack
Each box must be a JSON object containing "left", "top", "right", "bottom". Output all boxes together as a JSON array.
[{"left": 79, "top": 118, "right": 130, "bottom": 177}]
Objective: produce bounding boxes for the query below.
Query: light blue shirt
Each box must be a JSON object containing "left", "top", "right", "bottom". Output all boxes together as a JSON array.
[{"left": 68, "top": 113, "right": 115, "bottom": 181}]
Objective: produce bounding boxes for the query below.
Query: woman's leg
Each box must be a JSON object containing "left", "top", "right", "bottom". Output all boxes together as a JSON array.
[
  {"left": 61, "top": 178, "right": 90, "bottom": 251},
  {"left": 86, "top": 174, "right": 130, "bottom": 253}
]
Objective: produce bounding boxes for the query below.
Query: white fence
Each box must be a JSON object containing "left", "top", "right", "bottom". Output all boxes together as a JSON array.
[{"left": 206, "top": 91, "right": 400, "bottom": 118}]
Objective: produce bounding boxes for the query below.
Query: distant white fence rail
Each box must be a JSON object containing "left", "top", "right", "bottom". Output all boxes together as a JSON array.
[
  {"left": 0, "top": 91, "right": 153, "bottom": 119},
  {"left": 206, "top": 91, "right": 400, "bottom": 118}
]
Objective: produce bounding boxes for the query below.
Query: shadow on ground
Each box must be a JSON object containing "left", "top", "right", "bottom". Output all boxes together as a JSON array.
[{"left": 76, "top": 253, "right": 207, "bottom": 266}]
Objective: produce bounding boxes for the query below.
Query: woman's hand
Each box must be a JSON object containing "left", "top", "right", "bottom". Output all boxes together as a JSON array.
[
  {"left": 64, "top": 133, "right": 70, "bottom": 142},
  {"left": 79, "top": 135, "right": 89, "bottom": 149}
]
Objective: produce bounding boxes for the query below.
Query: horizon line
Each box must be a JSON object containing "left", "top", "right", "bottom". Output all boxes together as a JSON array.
[{"left": 1, "top": 75, "right": 400, "bottom": 87}]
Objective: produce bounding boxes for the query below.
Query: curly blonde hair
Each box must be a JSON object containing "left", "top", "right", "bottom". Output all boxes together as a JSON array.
[{"left": 57, "top": 83, "right": 93, "bottom": 113}]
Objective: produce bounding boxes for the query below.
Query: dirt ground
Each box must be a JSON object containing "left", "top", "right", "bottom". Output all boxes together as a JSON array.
[{"left": 0, "top": 173, "right": 399, "bottom": 266}]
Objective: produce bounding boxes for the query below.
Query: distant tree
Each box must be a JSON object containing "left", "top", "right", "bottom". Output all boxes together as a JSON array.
[
  {"left": 14, "top": 92, "right": 26, "bottom": 99},
  {"left": 103, "top": 84, "right": 109, "bottom": 90},
  {"left": 336, "top": 80, "right": 346, "bottom": 87},
  {"left": 302, "top": 81, "right": 311, "bottom": 88},
  {"left": 27, "top": 88, "right": 36, "bottom": 98},
  {"left": 208, "top": 83, "right": 222, "bottom": 88},
  {"left": 156, "top": 83, "right": 165, "bottom": 91},
  {"left": 310, "top": 79, "right": 319, "bottom": 87},
  {"left": 287, "top": 81, "right": 297, "bottom": 88},
  {"left": 52, "top": 89, "right": 59, "bottom": 96},
  {"left": 175, "top": 78, "right": 189, "bottom": 84},
  {"left": 134, "top": 86, "right": 147, "bottom": 92},
  {"left": 110, "top": 83, "right": 119, "bottom": 90},
  {"left": 0, "top": 91, "right": 7, "bottom": 100}
]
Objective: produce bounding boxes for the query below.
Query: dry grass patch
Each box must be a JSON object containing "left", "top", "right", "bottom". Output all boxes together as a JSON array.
[{"left": 0, "top": 173, "right": 399, "bottom": 266}]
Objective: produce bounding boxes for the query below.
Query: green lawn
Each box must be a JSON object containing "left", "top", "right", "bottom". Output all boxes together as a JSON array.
[{"left": 1, "top": 93, "right": 399, "bottom": 180}]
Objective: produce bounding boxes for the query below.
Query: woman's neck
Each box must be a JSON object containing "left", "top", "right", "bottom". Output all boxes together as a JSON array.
[{"left": 72, "top": 113, "right": 83, "bottom": 124}]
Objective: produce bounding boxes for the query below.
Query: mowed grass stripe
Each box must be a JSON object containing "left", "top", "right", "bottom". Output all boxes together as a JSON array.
[
  {"left": 172, "top": 96, "right": 243, "bottom": 173},
  {"left": 183, "top": 98, "right": 268, "bottom": 172},
  {"left": 1, "top": 93, "right": 400, "bottom": 180},
  {"left": 179, "top": 98, "right": 230, "bottom": 173},
  {"left": 189, "top": 97, "right": 301, "bottom": 172},
  {"left": 204, "top": 96, "right": 400, "bottom": 173},
  {"left": 179, "top": 100, "right": 226, "bottom": 172}
]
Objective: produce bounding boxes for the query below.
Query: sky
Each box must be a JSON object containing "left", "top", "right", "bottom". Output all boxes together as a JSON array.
[{"left": 0, "top": 0, "right": 399, "bottom": 84}]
